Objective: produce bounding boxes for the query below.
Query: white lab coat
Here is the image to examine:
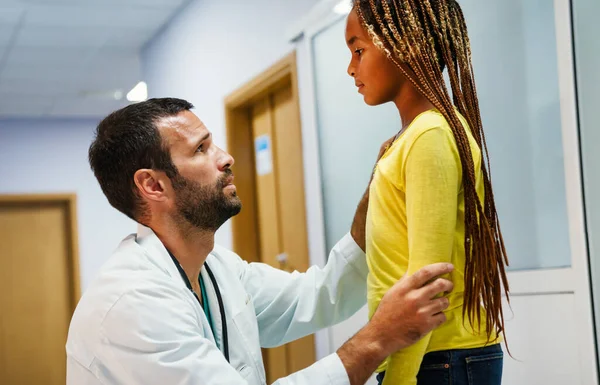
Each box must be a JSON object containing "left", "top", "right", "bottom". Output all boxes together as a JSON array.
[{"left": 66, "top": 225, "right": 368, "bottom": 384}]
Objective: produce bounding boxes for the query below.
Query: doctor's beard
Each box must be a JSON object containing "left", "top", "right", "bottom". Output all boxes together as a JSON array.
[{"left": 171, "top": 169, "right": 242, "bottom": 232}]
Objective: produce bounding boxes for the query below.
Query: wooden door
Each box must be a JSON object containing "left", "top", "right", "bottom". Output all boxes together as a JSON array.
[
  {"left": 226, "top": 52, "right": 315, "bottom": 383},
  {"left": 0, "top": 195, "right": 80, "bottom": 385},
  {"left": 250, "top": 84, "right": 315, "bottom": 383}
]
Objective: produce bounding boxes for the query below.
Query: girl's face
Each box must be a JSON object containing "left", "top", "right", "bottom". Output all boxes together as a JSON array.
[{"left": 345, "top": 8, "right": 405, "bottom": 106}]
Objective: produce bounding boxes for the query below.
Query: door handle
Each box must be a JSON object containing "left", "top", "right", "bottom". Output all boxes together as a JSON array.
[{"left": 275, "top": 253, "right": 293, "bottom": 272}]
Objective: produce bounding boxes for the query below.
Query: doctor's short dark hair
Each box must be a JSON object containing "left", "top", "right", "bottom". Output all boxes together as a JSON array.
[{"left": 89, "top": 97, "right": 194, "bottom": 222}]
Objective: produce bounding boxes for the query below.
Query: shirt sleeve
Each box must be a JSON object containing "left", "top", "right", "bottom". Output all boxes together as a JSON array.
[
  {"left": 238, "top": 233, "right": 368, "bottom": 348},
  {"left": 382, "top": 126, "right": 461, "bottom": 385}
]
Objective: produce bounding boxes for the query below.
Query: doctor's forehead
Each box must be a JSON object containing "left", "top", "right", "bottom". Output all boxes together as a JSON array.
[{"left": 156, "top": 110, "right": 209, "bottom": 147}]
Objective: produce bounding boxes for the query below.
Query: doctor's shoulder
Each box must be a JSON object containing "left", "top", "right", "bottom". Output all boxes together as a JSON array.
[
  {"left": 209, "top": 244, "right": 251, "bottom": 281},
  {"left": 69, "top": 237, "right": 199, "bottom": 333}
]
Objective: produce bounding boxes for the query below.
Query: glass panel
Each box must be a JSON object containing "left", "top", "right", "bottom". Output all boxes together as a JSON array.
[
  {"left": 312, "top": 18, "right": 399, "bottom": 253},
  {"left": 312, "top": 0, "right": 571, "bottom": 270},
  {"left": 572, "top": 0, "right": 600, "bottom": 362}
]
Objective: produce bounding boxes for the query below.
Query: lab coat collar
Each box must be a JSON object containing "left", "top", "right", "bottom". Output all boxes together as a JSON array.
[
  {"left": 135, "top": 223, "right": 183, "bottom": 285},
  {"left": 135, "top": 223, "right": 226, "bottom": 355}
]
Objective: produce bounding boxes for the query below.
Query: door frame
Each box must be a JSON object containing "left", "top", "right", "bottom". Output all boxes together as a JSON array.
[
  {"left": 0, "top": 193, "right": 81, "bottom": 310},
  {"left": 225, "top": 52, "right": 301, "bottom": 263},
  {"left": 224, "top": 52, "right": 318, "bottom": 380}
]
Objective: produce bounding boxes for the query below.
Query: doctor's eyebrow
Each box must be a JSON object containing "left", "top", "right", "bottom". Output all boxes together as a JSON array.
[{"left": 194, "top": 132, "right": 211, "bottom": 148}]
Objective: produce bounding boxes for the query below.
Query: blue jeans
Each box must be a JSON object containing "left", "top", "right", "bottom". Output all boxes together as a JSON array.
[{"left": 376, "top": 344, "right": 503, "bottom": 385}]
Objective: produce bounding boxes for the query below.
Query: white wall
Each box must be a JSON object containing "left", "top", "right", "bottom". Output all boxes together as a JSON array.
[
  {"left": 142, "top": 0, "right": 321, "bottom": 249},
  {"left": 0, "top": 119, "right": 136, "bottom": 290}
]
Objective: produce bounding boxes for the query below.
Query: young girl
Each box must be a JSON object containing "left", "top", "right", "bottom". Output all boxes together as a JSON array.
[{"left": 345, "top": 1, "right": 509, "bottom": 384}]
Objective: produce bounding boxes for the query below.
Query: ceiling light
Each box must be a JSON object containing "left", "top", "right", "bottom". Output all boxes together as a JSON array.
[
  {"left": 333, "top": 0, "right": 352, "bottom": 15},
  {"left": 127, "top": 82, "right": 148, "bottom": 102}
]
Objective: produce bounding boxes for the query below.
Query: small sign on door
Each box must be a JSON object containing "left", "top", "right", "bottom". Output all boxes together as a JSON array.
[{"left": 255, "top": 134, "right": 273, "bottom": 176}]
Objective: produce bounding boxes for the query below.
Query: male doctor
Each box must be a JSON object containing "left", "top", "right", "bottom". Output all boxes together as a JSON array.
[{"left": 66, "top": 98, "right": 453, "bottom": 385}]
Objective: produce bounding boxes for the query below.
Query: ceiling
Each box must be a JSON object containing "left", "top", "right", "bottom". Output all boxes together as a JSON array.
[{"left": 0, "top": 0, "right": 189, "bottom": 118}]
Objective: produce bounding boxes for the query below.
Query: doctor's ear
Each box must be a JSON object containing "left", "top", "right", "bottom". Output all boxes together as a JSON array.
[{"left": 133, "top": 169, "right": 169, "bottom": 202}]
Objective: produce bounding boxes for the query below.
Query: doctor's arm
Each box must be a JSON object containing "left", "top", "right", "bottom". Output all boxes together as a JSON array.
[
  {"left": 282, "top": 264, "right": 453, "bottom": 385},
  {"left": 239, "top": 209, "right": 368, "bottom": 347},
  {"left": 99, "top": 264, "right": 452, "bottom": 385}
]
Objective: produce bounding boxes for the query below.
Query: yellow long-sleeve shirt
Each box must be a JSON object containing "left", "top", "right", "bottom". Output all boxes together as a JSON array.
[{"left": 366, "top": 109, "right": 499, "bottom": 385}]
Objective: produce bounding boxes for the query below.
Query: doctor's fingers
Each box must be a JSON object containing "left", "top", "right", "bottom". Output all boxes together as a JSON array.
[{"left": 406, "top": 263, "right": 454, "bottom": 291}]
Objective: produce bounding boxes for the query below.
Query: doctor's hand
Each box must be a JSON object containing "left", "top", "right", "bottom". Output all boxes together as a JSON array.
[
  {"left": 369, "top": 263, "right": 453, "bottom": 350},
  {"left": 337, "top": 263, "right": 454, "bottom": 385},
  {"left": 350, "top": 135, "right": 397, "bottom": 251},
  {"left": 372, "top": 134, "right": 397, "bottom": 178}
]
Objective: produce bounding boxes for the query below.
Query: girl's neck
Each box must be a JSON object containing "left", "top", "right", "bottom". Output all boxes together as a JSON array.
[{"left": 393, "top": 83, "right": 436, "bottom": 130}]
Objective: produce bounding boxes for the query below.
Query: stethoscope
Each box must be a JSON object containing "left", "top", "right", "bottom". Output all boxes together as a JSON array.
[{"left": 167, "top": 250, "right": 230, "bottom": 362}]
